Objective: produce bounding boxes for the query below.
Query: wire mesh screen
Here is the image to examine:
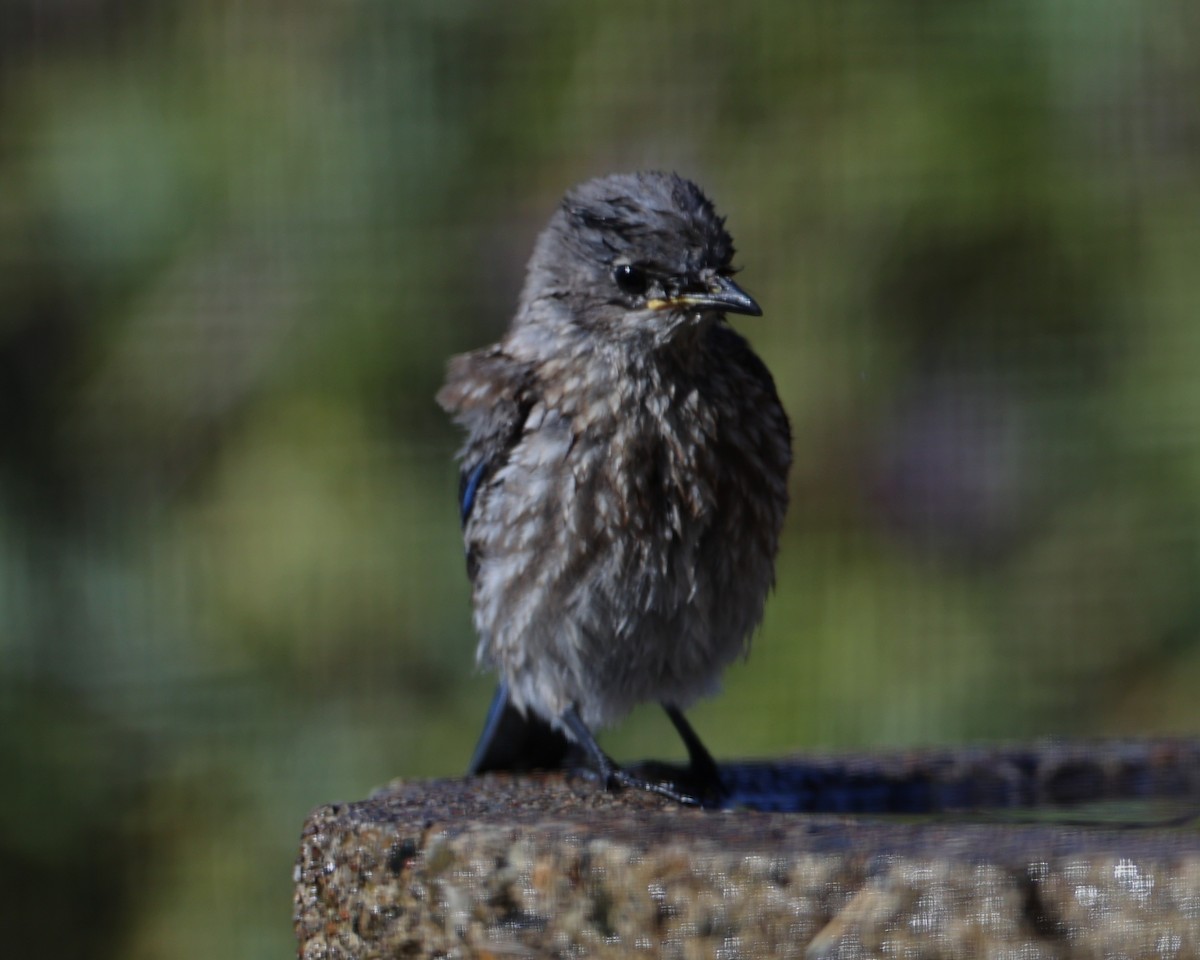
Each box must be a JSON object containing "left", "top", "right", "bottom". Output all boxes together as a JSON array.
[{"left": 1, "top": 1, "right": 1197, "bottom": 955}]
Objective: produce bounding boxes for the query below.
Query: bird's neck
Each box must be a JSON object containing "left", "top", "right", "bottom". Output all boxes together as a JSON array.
[
  {"left": 507, "top": 307, "right": 715, "bottom": 378},
  {"left": 505, "top": 322, "right": 711, "bottom": 429}
]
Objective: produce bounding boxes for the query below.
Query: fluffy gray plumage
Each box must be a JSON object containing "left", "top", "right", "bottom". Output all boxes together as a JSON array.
[{"left": 438, "top": 171, "right": 791, "bottom": 782}]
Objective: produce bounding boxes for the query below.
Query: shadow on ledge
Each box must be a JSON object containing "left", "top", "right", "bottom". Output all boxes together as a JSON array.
[{"left": 295, "top": 739, "right": 1200, "bottom": 959}]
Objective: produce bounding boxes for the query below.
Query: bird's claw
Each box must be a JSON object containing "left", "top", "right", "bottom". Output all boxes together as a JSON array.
[
  {"left": 570, "top": 755, "right": 725, "bottom": 808},
  {"left": 607, "top": 767, "right": 705, "bottom": 807}
]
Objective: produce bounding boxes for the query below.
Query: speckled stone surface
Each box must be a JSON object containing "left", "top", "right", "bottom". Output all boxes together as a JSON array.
[{"left": 294, "top": 744, "right": 1200, "bottom": 959}]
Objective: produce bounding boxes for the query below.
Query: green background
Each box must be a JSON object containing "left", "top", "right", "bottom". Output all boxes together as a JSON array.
[{"left": 1, "top": 1, "right": 1197, "bottom": 955}]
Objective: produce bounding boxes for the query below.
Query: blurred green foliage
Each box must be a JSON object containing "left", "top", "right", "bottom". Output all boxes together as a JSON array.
[{"left": 1, "top": 0, "right": 1198, "bottom": 955}]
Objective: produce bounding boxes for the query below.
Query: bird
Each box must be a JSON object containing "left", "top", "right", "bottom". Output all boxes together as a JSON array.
[{"left": 437, "top": 171, "right": 791, "bottom": 805}]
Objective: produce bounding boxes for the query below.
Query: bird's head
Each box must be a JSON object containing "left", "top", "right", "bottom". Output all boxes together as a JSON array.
[{"left": 518, "top": 172, "right": 761, "bottom": 349}]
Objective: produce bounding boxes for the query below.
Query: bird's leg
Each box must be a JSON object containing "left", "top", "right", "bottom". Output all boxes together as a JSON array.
[
  {"left": 560, "top": 705, "right": 703, "bottom": 806},
  {"left": 662, "top": 704, "right": 723, "bottom": 787}
]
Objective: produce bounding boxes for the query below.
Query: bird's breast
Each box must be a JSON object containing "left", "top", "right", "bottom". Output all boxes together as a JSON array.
[{"left": 565, "top": 377, "right": 719, "bottom": 535}]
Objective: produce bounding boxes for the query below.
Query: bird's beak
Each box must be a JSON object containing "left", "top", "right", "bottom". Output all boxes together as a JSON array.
[{"left": 648, "top": 274, "right": 763, "bottom": 317}]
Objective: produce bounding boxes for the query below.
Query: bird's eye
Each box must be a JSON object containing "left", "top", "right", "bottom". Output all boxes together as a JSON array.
[{"left": 613, "top": 263, "right": 649, "bottom": 297}]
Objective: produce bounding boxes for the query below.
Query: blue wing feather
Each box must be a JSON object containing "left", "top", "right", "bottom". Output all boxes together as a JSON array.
[{"left": 459, "top": 460, "right": 488, "bottom": 526}]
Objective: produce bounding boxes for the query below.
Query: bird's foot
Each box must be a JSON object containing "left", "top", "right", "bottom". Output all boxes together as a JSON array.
[
  {"left": 625, "top": 759, "right": 729, "bottom": 808},
  {"left": 607, "top": 764, "right": 706, "bottom": 807},
  {"left": 560, "top": 704, "right": 727, "bottom": 807},
  {"left": 570, "top": 753, "right": 728, "bottom": 808}
]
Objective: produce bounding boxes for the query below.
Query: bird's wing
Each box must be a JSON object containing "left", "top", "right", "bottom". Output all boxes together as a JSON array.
[
  {"left": 439, "top": 351, "right": 576, "bottom": 772},
  {"left": 436, "top": 345, "right": 536, "bottom": 544}
]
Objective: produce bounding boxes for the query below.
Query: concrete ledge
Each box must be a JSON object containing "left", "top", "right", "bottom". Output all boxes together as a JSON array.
[{"left": 294, "top": 741, "right": 1200, "bottom": 959}]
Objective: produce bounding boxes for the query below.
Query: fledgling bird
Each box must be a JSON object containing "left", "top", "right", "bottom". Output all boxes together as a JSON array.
[{"left": 438, "top": 171, "right": 791, "bottom": 804}]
